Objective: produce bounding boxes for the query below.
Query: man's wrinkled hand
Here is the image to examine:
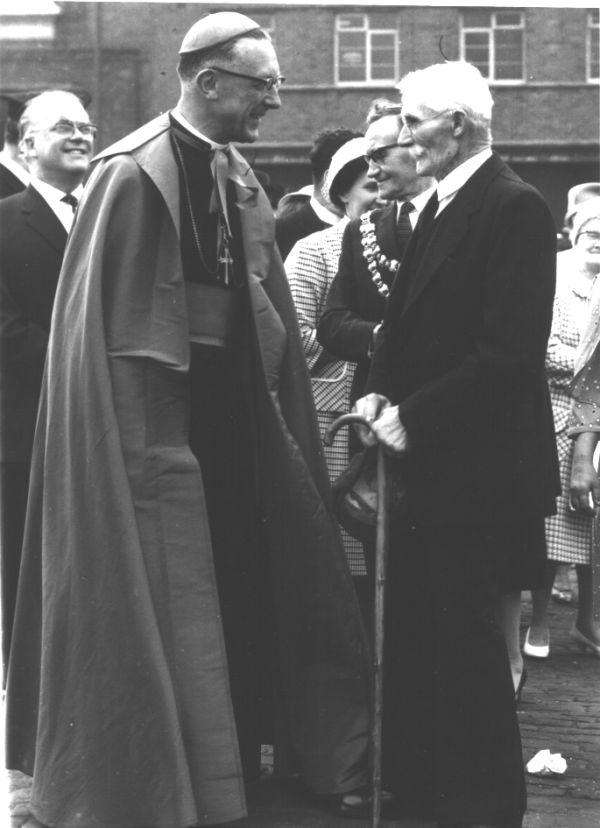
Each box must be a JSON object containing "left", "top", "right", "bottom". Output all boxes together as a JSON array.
[
  {"left": 353, "top": 393, "right": 391, "bottom": 446},
  {"left": 371, "top": 405, "right": 409, "bottom": 454}
]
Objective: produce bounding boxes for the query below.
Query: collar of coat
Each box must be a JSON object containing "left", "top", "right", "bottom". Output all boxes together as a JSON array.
[{"left": 93, "top": 112, "right": 274, "bottom": 285}]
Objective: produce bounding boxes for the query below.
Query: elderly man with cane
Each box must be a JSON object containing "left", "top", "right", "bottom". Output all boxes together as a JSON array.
[
  {"left": 354, "top": 61, "right": 559, "bottom": 828},
  {"left": 5, "top": 12, "right": 371, "bottom": 828}
]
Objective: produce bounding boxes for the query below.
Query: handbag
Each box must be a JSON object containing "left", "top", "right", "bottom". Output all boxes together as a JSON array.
[{"left": 331, "top": 446, "right": 406, "bottom": 543}]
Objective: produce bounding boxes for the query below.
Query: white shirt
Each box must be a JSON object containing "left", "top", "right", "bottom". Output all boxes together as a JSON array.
[
  {"left": 29, "top": 178, "right": 84, "bottom": 232},
  {"left": 310, "top": 194, "right": 341, "bottom": 226},
  {"left": 0, "top": 152, "right": 30, "bottom": 187},
  {"left": 397, "top": 185, "right": 437, "bottom": 229},
  {"left": 170, "top": 108, "right": 228, "bottom": 151},
  {"left": 435, "top": 147, "right": 493, "bottom": 216}
]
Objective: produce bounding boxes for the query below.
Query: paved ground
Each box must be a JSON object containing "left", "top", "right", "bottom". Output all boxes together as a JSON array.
[{"left": 2, "top": 593, "right": 599, "bottom": 828}]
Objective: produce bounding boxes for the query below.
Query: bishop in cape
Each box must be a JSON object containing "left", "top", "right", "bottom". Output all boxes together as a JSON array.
[{"left": 5, "top": 13, "right": 370, "bottom": 827}]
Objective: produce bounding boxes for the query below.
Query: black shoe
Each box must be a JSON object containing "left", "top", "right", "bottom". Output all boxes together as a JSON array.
[{"left": 331, "top": 787, "right": 396, "bottom": 818}]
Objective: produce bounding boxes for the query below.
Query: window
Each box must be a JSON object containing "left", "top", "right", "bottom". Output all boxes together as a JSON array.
[
  {"left": 588, "top": 9, "right": 599, "bottom": 82},
  {"left": 335, "top": 12, "right": 398, "bottom": 85},
  {"left": 460, "top": 9, "right": 524, "bottom": 82}
]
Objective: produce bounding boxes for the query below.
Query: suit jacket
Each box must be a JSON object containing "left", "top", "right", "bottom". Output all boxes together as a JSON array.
[
  {"left": 0, "top": 162, "right": 26, "bottom": 200},
  {"left": 367, "top": 153, "right": 560, "bottom": 525},
  {"left": 317, "top": 202, "right": 404, "bottom": 403},
  {"left": 0, "top": 185, "right": 67, "bottom": 462},
  {"left": 276, "top": 200, "right": 330, "bottom": 260}
]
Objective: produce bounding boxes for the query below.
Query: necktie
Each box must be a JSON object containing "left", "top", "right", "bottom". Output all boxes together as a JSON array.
[
  {"left": 61, "top": 193, "right": 78, "bottom": 213},
  {"left": 414, "top": 190, "right": 439, "bottom": 243},
  {"left": 396, "top": 200, "right": 415, "bottom": 250}
]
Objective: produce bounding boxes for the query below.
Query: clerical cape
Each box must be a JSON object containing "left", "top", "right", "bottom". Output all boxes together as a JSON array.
[{"left": 6, "top": 114, "right": 369, "bottom": 828}]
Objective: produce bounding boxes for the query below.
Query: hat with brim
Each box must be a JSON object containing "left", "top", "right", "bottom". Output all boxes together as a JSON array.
[
  {"left": 565, "top": 182, "right": 600, "bottom": 225},
  {"left": 570, "top": 197, "right": 600, "bottom": 245},
  {"left": 179, "top": 12, "right": 261, "bottom": 55},
  {"left": 322, "top": 136, "right": 367, "bottom": 205}
]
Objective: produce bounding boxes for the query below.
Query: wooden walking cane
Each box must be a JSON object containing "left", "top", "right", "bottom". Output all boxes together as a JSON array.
[{"left": 324, "top": 413, "right": 390, "bottom": 828}]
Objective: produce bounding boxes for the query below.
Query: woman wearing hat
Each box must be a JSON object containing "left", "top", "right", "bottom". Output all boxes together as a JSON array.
[
  {"left": 524, "top": 198, "right": 600, "bottom": 660},
  {"left": 284, "top": 136, "right": 379, "bottom": 577}
]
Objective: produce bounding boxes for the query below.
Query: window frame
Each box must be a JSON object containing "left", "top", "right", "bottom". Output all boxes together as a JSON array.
[
  {"left": 334, "top": 12, "right": 399, "bottom": 87},
  {"left": 460, "top": 9, "right": 525, "bottom": 85}
]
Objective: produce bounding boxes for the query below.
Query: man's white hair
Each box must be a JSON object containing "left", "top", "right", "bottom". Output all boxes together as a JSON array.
[{"left": 397, "top": 61, "right": 494, "bottom": 140}]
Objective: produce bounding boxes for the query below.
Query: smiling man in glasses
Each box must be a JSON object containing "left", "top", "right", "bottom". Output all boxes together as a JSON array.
[
  {"left": 0, "top": 89, "right": 93, "bottom": 686},
  {"left": 354, "top": 61, "right": 559, "bottom": 828},
  {"left": 5, "top": 12, "right": 370, "bottom": 828}
]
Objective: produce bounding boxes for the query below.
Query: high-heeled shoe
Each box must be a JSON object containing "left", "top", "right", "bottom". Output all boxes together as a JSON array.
[
  {"left": 523, "top": 627, "right": 549, "bottom": 659},
  {"left": 514, "top": 668, "right": 527, "bottom": 705},
  {"left": 570, "top": 625, "right": 600, "bottom": 657}
]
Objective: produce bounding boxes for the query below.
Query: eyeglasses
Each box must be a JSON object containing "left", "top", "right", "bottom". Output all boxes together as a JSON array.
[
  {"left": 364, "top": 142, "right": 401, "bottom": 165},
  {"left": 578, "top": 231, "right": 600, "bottom": 241},
  {"left": 208, "top": 66, "right": 285, "bottom": 92},
  {"left": 400, "top": 109, "right": 452, "bottom": 135},
  {"left": 48, "top": 119, "right": 97, "bottom": 138}
]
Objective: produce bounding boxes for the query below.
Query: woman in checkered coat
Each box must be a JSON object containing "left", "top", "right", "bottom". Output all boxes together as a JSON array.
[
  {"left": 284, "top": 137, "right": 378, "bottom": 575},
  {"left": 525, "top": 198, "right": 600, "bottom": 658}
]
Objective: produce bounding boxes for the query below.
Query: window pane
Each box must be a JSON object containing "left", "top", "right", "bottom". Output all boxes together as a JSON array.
[
  {"left": 462, "top": 10, "right": 491, "bottom": 27},
  {"left": 464, "top": 30, "right": 490, "bottom": 76},
  {"left": 339, "top": 31, "right": 365, "bottom": 49},
  {"left": 590, "top": 9, "right": 599, "bottom": 26},
  {"left": 465, "top": 31, "right": 489, "bottom": 47},
  {"left": 494, "top": 12, "right": 523, "bottom": 27},
  {"left": 339, "top": 46, "right": 366, "bottom": 68},
  {"left": 371, "top": 63, "right": 395, "bottom": 80},
  {"left": 339, "top": 65, "right": 368, "bottom": 82},
  {"left": 371, "top": 33, "right": 395, "bottom": 49},
  {"left": 495, "top": 29, "right": 523, "bottom": 79},
  {"left": 338, "top": 14, "right": 364, "bottom": 29}
]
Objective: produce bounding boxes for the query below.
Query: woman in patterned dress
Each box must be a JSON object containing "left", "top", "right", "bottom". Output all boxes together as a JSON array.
[
  {"left": 284, "top": 137, "right": 379, "bottom": 576},
  {"left": 525, "top": 198, "right": 600, "bottom": 658}
]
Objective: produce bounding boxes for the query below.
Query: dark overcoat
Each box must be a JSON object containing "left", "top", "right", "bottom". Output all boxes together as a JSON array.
[
  {"left": 6, "top": 115, "right": 369, "bottom": 828},
  {"left": 368, "top": 153, "right": 560, "bottom": 525}
]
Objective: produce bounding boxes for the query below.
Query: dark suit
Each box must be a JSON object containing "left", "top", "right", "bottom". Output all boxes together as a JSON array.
[
  {"left": 0, "top": 185, "right": 67, "bottom": 677},
  {"left": 317, "top": 202, "right": 403, "bottom": 405},
  {"left": 275, "top": 200, "right": 330, "bottom": 260},
  {"left": 0, "top": 161, "right": 27, "bottom": 200},
  {"left": 367, "top": 154, "right": 559, "bottom": 823}
]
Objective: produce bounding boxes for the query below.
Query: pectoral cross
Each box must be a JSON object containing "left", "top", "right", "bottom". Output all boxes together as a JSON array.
[{"left": 217, "top": 217, "right": 234, "bottom": 286}]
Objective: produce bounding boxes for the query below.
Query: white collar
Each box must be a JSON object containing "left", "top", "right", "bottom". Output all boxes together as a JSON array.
[
  {"left": 30, "top": 177, "right": 83, "bottom": 204},
  {"left": 29, "top": 177, "right": 84, "bottom": 231},
  {"left": 0, "top": 152, "right": 30, "bottom": 186},
  {"left": 171, "top": 108, "right": 228, "bottom": 151},
  {"left": 396, "top": 185, "right": 437, "bottom": 215},
  {"left": 436, "top": 148, "right": 493, "bottom": 205},
  {"left": 310, "top": 194, "right": 341, "bottom": 225}
]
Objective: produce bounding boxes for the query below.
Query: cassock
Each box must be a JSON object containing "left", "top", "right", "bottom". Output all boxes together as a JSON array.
[{"left": 5, "top": 112, "right": 369, "bottom": 828}]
